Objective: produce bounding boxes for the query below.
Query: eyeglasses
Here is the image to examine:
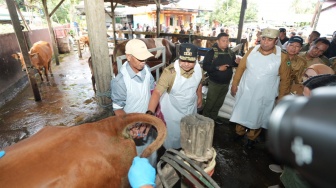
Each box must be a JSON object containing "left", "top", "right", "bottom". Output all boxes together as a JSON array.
[{"left": 132, "top": 55, "right": 146, "bottom": 63}]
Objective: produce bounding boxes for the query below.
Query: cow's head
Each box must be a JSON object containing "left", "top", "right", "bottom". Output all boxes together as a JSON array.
[
  {"left": 11, "top": 53, "right": 26, "bottom": 71},
  {"left": 11, "top": 52, "right": 39, "bottom": 71}
]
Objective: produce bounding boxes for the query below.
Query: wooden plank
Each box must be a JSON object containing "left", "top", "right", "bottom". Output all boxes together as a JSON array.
[
  {"left": 236, "top": 0, "right": 247, "bottom": 44},
  {"left": 84, "top": 0, "right": 112, "bottom": 106},
  {"left": 42, "top": 0, "right": 60, "bottom": 66}
]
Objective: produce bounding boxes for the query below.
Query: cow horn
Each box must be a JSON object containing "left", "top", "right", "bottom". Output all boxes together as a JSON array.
[{"left": 120, "top": 113, "right": 166, "bottom": 158}]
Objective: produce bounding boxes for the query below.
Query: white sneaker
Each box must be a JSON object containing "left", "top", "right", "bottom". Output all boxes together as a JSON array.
[{"left": 269, "top": 164, "right": 283, "bottom": 173}]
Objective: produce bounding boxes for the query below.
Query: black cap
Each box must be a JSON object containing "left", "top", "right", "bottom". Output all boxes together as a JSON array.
[
  {"left": 288, "top": 36, "right": 304, "bottom": 45},
  {"left": 279, "top": 28, "right": 286, "bottom": 32},
  {"left": 179, "top": 43, "right": 198, "bottom": 62}
]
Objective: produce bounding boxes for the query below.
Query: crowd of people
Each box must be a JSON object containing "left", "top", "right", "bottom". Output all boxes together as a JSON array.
[{"left": 109, "top": 23, "right": 336, "bottom": 187}]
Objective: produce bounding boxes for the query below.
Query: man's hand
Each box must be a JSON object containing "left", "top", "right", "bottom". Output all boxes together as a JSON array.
[
  {"left": 231, "top": 85, "right": 238, "bottom": 97},
  {"left": 0, "top": 151, "right": 5, "bottom": 158},
  {"left": 197, "top": 96, "right": 202, "bottom": 108},
  {"left": 129, "top": 123, "right": 151, "bottom": 139},
  {"left": 128, "top": 157, "right": 155, "bottom": 188},
  {"left": 218, "top": 64, "right": 230, "bottom": 71},
  {"left": 235, "top": 55, "right": 242, "bottom": 64}
]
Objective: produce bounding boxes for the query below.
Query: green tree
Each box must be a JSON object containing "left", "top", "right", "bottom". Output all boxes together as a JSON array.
[
  {"left": 290, "top": 0, "right": 316, "bottom": 14},
  {"left": 15, "top": 0, "right": 80, "bottom": 24},
  {"left": 210, "top": 0, "right": 258, "bottom": 26}
]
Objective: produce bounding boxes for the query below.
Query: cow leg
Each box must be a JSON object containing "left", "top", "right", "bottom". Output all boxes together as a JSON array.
[
  {"left": 48, "top": 60, "right": 53, "bottom": 77},
  {"left": 37, "top": 69, "right": 44, "bottom": 82},
  {"left": 43, "top": 66, "right": 50, "bottom": 85}
]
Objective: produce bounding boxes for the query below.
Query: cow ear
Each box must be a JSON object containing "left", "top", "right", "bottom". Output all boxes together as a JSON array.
[
  {"left": 11, "top": 54, "right": 19, "bottom": 60},
  {"left": 30, "top": 53, "right": 38, "bottom": 58}
]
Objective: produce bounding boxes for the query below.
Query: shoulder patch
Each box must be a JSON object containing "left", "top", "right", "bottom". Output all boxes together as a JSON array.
[{"left": 168, "top": 66, "right": 176, "bottom": 74}]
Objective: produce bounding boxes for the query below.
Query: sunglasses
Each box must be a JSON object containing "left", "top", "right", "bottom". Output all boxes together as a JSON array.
[{"left": 132, "top": 55, "right": 146, "bottom": 63}]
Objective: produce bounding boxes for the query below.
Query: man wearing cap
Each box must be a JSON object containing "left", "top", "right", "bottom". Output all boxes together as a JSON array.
[
  {"left": 111, "top": 39, "right": 157, "bottom": 166},
  {"left": 147, "top": 43, "right": 203, "bottom": 149},
  {"left": 230, "top": 28, "right": 291, "bottom": 149},
  {"left": 179, "top": 25, "right": 188, "bottom": 43},
  {"left": 202, "top": 32, "right": 238, "bottom": 124},
  {"left": 284, "top": 36, "right": 308, "bottom": 95},
  {"left": 278, "top": 28, "right": 289, "bottom": 45},
  {"left": 298, "top": 37, "right": 330, "bottom": 67}
]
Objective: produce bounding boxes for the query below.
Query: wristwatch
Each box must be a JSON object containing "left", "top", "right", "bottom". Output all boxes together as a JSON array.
[
  {"left": 146, "top": 110, "right": 154, "bottom": 115},
  {"left": 216, "top": 66, "right": 220, "bottom": 70}
]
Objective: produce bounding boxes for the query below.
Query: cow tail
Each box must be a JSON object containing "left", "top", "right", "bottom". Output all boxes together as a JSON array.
[{"left": 120, "top": 113, "right": 167, "bottom": 158}]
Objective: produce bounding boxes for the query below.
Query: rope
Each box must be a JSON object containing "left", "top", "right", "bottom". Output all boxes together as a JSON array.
[{"left": 95, "top": 89, "right": 112, "bottom": 109}]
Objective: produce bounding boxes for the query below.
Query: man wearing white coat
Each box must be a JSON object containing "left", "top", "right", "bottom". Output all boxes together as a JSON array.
[
  {"left": 147, "top": 43, "right": 203, "bottom": 149},
  {"left": 111, "top": 39, "right": 157, "bottom": 166},
  {"left": 230, "top": 28, "right": 291, "bottom": 149}
]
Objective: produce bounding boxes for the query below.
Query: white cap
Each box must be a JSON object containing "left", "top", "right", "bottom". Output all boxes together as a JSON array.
[{"left": 125, "top": 39, "right": 153, "bottom": 60}]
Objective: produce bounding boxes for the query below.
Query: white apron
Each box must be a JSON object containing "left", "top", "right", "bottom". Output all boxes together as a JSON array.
[
  {"left": 161, "top": 60, "right": 202, "bottom": 149},
  {"left": 120, "top": 62, "right": 157, "bottom": 166},
  {"left": 230, "top": 45, "right": 281, "bottom": 129}
]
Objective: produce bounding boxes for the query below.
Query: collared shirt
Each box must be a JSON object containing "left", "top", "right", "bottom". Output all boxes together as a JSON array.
[
  {"left": 282, "top": 51, "right": 308, "bottom": 84},
  {"left": 298, "top": 52, "right": 330, "bottom": 67},
  {"left": 300, "top": 43, "right": 310, "bottom": 52},
  {"left": 155, "top": 62, "right": 204, "bottom": 94},
  {"left": 111, "top": 63, "right": 155, "bottom": 110},
  {"left": 232, "top": 46, "right": 291, "bottom": 99}
]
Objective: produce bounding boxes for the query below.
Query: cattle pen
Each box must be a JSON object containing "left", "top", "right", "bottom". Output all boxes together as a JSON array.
[{"left": 0, "top": 49, "right": 281, "bottom": 187}]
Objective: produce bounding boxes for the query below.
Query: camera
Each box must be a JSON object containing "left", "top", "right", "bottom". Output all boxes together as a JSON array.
[{"left": 268, "top": 87, "right": 336, "bottom": 188}]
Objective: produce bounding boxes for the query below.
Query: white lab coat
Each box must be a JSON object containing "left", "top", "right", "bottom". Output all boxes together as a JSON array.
[
  {"left": 230, "top": 45, "right": 281, "bottom": 129},
  {"left": 160, "top": 60, "right": 202, "bottom": 149}
]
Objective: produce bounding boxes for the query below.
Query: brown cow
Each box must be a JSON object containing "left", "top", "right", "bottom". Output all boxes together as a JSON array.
[
  {"left": 79, "top": 35, "right": 90, "bottom": 51},
  {"left": 0, "top": 113, "right": 166, "bottom": 187},
  {"left": 12, "top": 41, "right": 53, "bottom": 83}
]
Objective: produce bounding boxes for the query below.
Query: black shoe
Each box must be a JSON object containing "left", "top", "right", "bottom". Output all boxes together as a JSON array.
[
  {"left": 233, "top": 134, "right": 244, "bottom": 141},
  {"left": 244, "top": 139, "right": 255, "bottom": 149}
]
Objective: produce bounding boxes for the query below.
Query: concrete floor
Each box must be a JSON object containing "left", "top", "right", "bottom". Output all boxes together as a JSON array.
[{"left": 0, "top": 51, "right": 281, "bottom": 187}]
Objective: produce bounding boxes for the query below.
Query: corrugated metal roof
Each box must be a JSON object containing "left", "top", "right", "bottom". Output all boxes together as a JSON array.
[{"left": 103, "top": 0, "right": 179, "bottom": 7}]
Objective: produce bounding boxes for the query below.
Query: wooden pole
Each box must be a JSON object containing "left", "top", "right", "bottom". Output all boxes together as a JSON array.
[
  {"left": 42, "top": 0, "right": 60, "bottom": 66},
  {"left": 236, "top": 0, "right": 247, "bottom": 44},
  {"left": 77, "top": 39, "right": 82, "bottom": 59},
  {"left": 154, "top": 0, "right": 161, "bottom": 38},
  {"left": 110, "top": 1, "right": 118, "bottom": 46},
  {"left": 84, "top": 0, "right": 112, "bottom": 106},
  {"left": 49, "top": 0, "right": 65, "bottom": 17},
  {"left": 312, "top": 1, "right": 323, "bottom": 31},
  {"left": 6, "top": 0, "right": 41, "bottom": 101}
]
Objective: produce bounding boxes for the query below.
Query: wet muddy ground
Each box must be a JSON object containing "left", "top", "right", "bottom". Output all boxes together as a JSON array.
[{"left": 0, "top": 51, "right": 281, "bottom": 187}]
